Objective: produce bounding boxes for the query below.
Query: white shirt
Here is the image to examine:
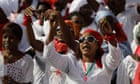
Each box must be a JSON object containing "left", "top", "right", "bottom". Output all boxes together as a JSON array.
[
  {"left": 117, "top": 6, "right": 140, "bottom": 43},
  {"left": 117, "top": 55, "right": 138, "bottom": 84},
  {"left": 0, "top": 0, "right": 18, "bottom": 16},
  {"left": 43, "top": 42, "right": 121, "bottom": 84},
  {"left": 0, "top": 52, "right": 33, "bottom": 83},
  {"left": 32, "top": 20, "right": 50, "bottom": 84}
]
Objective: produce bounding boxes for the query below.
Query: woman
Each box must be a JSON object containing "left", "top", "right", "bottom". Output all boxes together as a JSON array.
[
  {"left": 131, "top": 22, "right": 140, "bottom": 53},
  {"left": 95, "top": 10, "right": 132, "bottom": 57},
  {"left": 117, "top": 22, "right": 140, "bottom": 84},
  {"left": 43, "top": 10, "right": 121, "bottom": 84},
  {"left": 0, "top": 22, "right": 33, "bottom": 84}
]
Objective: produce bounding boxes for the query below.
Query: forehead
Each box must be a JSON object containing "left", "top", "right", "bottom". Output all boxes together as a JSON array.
[{"left": 81, "top": 32, "right": 93, "bottom": 37}]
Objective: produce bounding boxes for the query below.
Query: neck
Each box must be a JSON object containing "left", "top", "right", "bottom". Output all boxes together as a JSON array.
[
  {"left": 82, "top": 55, "right": 95, "bottom": 63},
  {"left": 132, "top": 54, "right": 140, "bottom": 62}
]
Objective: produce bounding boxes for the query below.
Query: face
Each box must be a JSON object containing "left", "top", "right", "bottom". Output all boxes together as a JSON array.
[
  {"left": 36, "top": 5, "right": 46, "bottom": 20},
  {"left": 108, "top": 0, "right": 125, "bottom": 15},
  {"left": 98, "top": 18, "right": 113, "bottom": 35},
  {"left": 71, "top": 15, "right": 83, "bottom": 28},
  {"left": 87, "top": 0, "right": 99, "bottom": 12},
  {"left": 79, "top": 33, "right": 98, "bottom": 57},
  {"left": 79, "top": 4, "right": 93, "bottom": 17},
  {"left": 2, "top": 32, "right": 20, "bottom": 50}
]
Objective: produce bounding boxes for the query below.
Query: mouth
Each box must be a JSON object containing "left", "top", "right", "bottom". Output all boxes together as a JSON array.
[
  {"left": 82, "top": 44, "right": 90, "bottom": 51},
  {"left": 2, "top": 42, "right": 9, "bottom": 48}
]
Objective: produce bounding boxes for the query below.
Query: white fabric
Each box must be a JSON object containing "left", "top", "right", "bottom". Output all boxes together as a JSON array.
[
  {"left": 0, "top": 53, "right": 33, "bottom": 83},
  {"left": 0, "top": 0, "right": 18, "bottom": 16},
  {"left": 43, "top": 20, "right": 51, "bottom": 42},
  {"left": 117, "top": 55, "right": 138, "bottom": 84},
  {"left": 43, "top": 42, "right": 121, "bottom": 84},
  {"left": 32, "top": 20, "right": 50, "bottom": 84},
  {"left": 117, "top": 6, "right": 140, "bottom": 43},
  {"left": 69, "top": 0, "right": 87, "bottom": 13},
  {"left": 126, "top": 0, "right": 140, "bottom": 8},
  {"left": 0, "top": 52, "right": 4, "bottom": 84},
  {"left": 49, "top": 66, "right": 67, "bottom": 84},
  {"left": 33, "top": 50, "right": 50, "bottom": 84},
  {"left": 14, "top": 12, "right": 36, "bottom": 52},
  {"left": 32, "top": 20, "right": 47, "bottom": 42},
  {"left": 131, "top": 22, "right": 140, "bottom": 53}
]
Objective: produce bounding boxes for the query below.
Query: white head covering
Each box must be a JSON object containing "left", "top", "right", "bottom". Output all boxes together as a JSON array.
[
  {"left": 131, "top": 22, "right": 140, "bottom": 53},
  {"left": 95, "top": 10, "right": 117, "bottom": 25},
  {"left": 69, "top": 0, "right": 88, "bottom": 13},
  {"left": 133, "top": 22, "right": 140, "bottom": 41}
]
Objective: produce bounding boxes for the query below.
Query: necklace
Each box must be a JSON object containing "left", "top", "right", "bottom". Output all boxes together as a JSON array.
[{"left": 82, "top": 61, "right": 94, "bottom": 81}]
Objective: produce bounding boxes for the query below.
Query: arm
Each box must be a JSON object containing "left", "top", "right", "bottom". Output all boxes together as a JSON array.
[
  {"left": 24, "top": 7, "right": 44, "bottom": 52},
  {"left": 117, "top": 59, "right": 131, "bottom": 84},
  {"left": 55, "top": 10, "right": 79, "bottom": 52},
  {"left": 103, "top": 42, "right": 121, "bottom": 71}
]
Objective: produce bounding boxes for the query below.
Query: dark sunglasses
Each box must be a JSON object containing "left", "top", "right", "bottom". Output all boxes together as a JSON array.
[{"left": 79, "top": 36, "right": 97, "bottom": 43}]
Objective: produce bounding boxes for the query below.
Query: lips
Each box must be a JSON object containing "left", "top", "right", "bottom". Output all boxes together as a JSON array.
[
  {"left": 82, "top": 44, "right": 90, "bottom": 50},
  {"left": 2, "top": 42, "right": 9, "bottom": 48}
]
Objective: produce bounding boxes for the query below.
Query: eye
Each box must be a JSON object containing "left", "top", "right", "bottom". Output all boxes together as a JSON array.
[
  {"left": 87, "top": 36, "right": 95, "bottom": 42},
  {"left": 79, "top": 37, "right": 85, "bottom": 43}
]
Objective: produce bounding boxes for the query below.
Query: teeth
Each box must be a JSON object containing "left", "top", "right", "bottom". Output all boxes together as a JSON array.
[
  {"left": 83, "top": 45, "right": 90, "bottom": 49},
  {"left": 3, "top": 43, "right": 9, "bottom": 47}
]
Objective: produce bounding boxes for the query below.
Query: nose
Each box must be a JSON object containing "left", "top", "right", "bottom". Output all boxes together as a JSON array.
[{"left": 83, "top": 39, "right": 88, "bottom": 43}]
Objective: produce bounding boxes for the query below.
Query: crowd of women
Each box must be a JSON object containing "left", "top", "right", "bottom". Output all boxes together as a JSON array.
[{"left": 0, "top": 0, "right": 140, "bottom": 84}]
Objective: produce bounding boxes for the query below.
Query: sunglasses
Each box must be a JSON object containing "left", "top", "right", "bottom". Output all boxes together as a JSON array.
[{"left": 79, "top": 36, "right": 97, "bottom": 43}]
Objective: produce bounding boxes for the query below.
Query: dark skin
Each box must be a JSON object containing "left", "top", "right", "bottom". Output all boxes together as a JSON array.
[
  {"left": 107, "top": 0, "right": 140, "bottom": 16},
  {"left": 79, "top": 4, "right": 94, "bottom": 27},
  {"left": 0, "top": 8, "right": 9, "bottom": 23},
  {"left": 45, "top": 10, "right": 117, "bottom": 59},
  {"left": 24, "top": 7, "right": 59, "bottom": 52},
  {"left": 2, "top": 27, "right": 30, "bottom": 84},
  {"left": 87, "top": 0, "right": 99, "bottom": 12}
]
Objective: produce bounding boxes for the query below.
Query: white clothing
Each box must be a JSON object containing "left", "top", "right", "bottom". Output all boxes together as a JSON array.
[
  {"left": 49, "top": 66, "right": 67, "bottom": 84},
  {"left": 43, "top": 42, "right": 121, "bottom": 84},
  {"left": 32, "top": 20, "right": 46, "bottom": 42},
  {"left": 131, "top": 22, "right": 140, "bottom": 53},
  {"left": 69, "top": 0, "right": 87, "bottom": 13},
  {"left": 126, "top": 0, "right": 140, "bottom": 9},
  {"left": 117, "top": 5, "right": 140, "bottom": 43},
  {"left": 14, "top": 12, "right": 36, "bottom": 52},
  {"left": 32, "top": 20, "right": 50, "bottom": 84},
  {"left": 0, "top": 52, "right": 33, "bottom": 83},
  {"left": 0, "top": 51, "right": 3, "bottom": 84},
  {"left": 117, "top": 55, "right": 138, "bottom": 84},
  {"left": 42, "top": 20, "right": 51, "bottom": 41},
  {"left": 0, "top": 0, "right": 18, "bottom": 16}
]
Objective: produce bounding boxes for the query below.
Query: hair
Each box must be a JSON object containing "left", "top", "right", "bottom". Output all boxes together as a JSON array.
[
  {"left": 69, "top": 12, "right": 82, "bottom": 19},
  {"left": 2, "top": 22, "right": 23, "bottom": 41},
  {"left": 36, "top": 1, "right": 52, "bottom": 10},
  {"left": 107, "top": 0, "right": 126, "bottom": 15},
  {"left": 0, "top": 7, "right": 9, "bottom": 23}
]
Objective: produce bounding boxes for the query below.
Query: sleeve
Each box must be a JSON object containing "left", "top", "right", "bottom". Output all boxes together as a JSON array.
[
  {"left": 117, "top": 60, "right": 131, "bottom": 84},
  {"left": 104, "top": 42, "right": 122, "bottom": 71},
  {"left": 43, "top": 42, "right": 70, "bottom": 73},
  {"left": 23, "top": 56, "right": 34, "bottom": 83}
]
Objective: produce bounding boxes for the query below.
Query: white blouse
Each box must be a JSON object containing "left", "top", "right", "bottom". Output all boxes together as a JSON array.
[
  {"left": 0, "top": 53, "right": 33, "bottom": 83},
  {"left": 117, "top": 55, "right": 138, "bottom": 84},
  {"left": 43, "top": 42, "right": 121, "bottom": 84}
]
